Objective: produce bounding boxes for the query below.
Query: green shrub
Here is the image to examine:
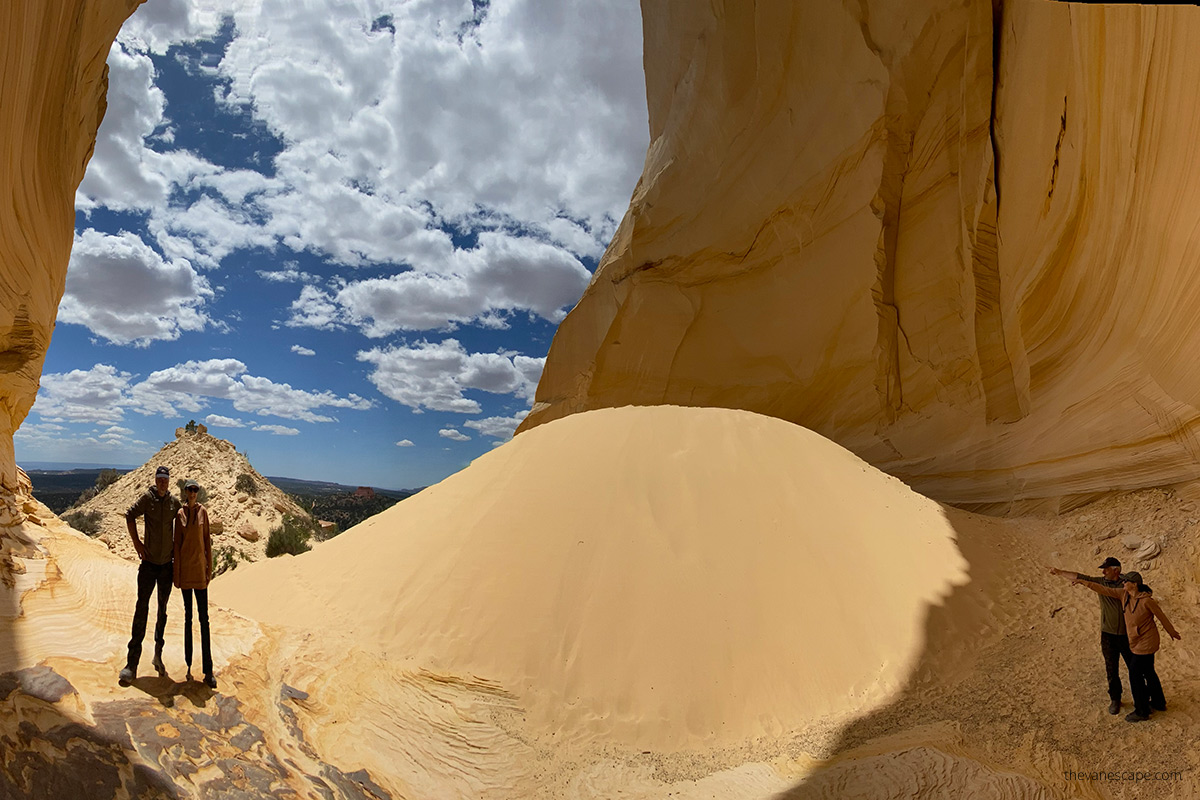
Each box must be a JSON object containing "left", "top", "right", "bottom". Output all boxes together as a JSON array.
[
  {"left": 234, "top": 473, "right": 258, "bottom": 495},
  {"left": 176, "top": 479, "right": 209, "bottom": 504},
  {"left": 64, "top": 510, "right": 103, "bottom": 536},
  {"left": 212, "top": 545, "right": 243, "bottom": 577},
  {"left": 76, "top": 468, "right": 123, "bottom": 505},
  {"left": 265, "top": 514, "right": 314, "bottom": 557}
]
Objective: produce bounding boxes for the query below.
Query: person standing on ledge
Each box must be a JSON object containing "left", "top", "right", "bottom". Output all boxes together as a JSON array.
[
  {"left": 1048, "top": 557, "right": 1133, "bottom": 714},
  {"left": 174, "top": 480, "right": 215, "bottom": 688},
  {"left": 120, "top": 465, "right": 181, "bottom": 685}
]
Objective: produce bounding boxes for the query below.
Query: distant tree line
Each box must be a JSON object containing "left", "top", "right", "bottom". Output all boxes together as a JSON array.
[{"left": 290, "top": 491, "right": 406, "bottom": 533}]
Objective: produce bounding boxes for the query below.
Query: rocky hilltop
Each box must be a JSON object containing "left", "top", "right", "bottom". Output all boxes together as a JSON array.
[
  {"left": 69, "top": 425, "right": 309, "bottom": 563},
  {"left": 524, "top": 0, "right": 1200, "bottom": 510}
]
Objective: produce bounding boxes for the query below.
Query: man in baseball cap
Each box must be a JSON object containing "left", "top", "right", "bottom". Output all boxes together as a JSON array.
[
  {"left": 1049, "top": 556, "right": 1133, "bottom": 714},
  {"left": 119, "top": 465, "right": 181, "bottom": 686}
]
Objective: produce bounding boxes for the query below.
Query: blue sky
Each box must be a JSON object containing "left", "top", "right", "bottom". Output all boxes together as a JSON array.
[{"left": 16, "top": 0, "right": 647, "bottom": 490}]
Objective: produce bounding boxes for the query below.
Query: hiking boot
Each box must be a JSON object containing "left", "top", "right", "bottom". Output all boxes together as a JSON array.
[
  {"left": 118, "top": 667, "right": 136, "bottom": 686},
  {"left": 1125, "top": 711, "right": 1150, "bottom": 723},
  {"left": 203, "top": 673, "right": 217, "bottom": 690},
  {"left": 151, "top": 655, "right": 167, "bottom": 678},
  {"left": 1108, "top": 700, "right": 1120, "bottom": 715}
]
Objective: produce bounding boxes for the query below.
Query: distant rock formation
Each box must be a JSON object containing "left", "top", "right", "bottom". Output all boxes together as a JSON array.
[
  {"left": 0, "top": 0, "right": 144, "bottom": 491},
  {"left": 68, "top": 430, "right": 309, "bottom": 562},
  {"left": 524, "top": 0, "right": 1200, "bottom": 510}
]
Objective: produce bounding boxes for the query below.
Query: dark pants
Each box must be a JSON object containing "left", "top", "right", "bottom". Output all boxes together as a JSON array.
[
  {"left": 1100, "top": 632, "right": 1134, "bottom": 702},
  {"left": 182, "top": 588, "right": 213, "bottom": 676},
  {"left": 1129, "top": 651, "right": 1166, "bottom": 716},
  {"left": 127, "top": 560, "right": 172, "bottom": 671}
]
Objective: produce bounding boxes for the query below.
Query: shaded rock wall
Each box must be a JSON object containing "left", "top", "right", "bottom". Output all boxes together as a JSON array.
[
  {"left": 523, "top": 0, "right": 1200, "bottom": 508},
  {"left": 0, "top": 0, "right": 142, "bottom": 488}
]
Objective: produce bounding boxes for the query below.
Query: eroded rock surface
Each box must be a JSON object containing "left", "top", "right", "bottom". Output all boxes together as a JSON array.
[
  {"left": 525, "top": 0, "right": 1200, "bottom": 509},
  {"left": 0, "top": 0, "right": 144, "bottom": 490}
]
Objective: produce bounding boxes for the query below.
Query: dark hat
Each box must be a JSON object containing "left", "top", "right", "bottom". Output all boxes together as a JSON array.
[
  {"left": 155, "top": 466, "right": 170, "bottom": 478},
  {"left": 184, "top": 480, "right": 200, "bottom": 491},
  {"left": 1121, "top": 571, "right": 1144, "bottom": 585},
  {"left": 1099, "top": 556, "right": 1122, "bottom": 569}
]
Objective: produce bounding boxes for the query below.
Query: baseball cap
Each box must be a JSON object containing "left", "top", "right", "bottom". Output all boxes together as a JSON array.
[
  {"left": 155, "top": 466, "right": 170, "bottom": 478},
  {"left": 1098, "top": 556, "right": 1122, "bottom": 569}
]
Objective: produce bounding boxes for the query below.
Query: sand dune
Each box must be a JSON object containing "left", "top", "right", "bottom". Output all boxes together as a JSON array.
[{"left": 219, "top": 405, "right": 972, "bottom": 751}]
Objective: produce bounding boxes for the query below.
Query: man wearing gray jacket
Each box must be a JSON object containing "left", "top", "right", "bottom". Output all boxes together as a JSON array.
[
  {"left": 119, "top": 466, "right": 181, "bottom": 685},
  {"left": 1049, "top": 556, "right": 1133, "bottom": 714}
]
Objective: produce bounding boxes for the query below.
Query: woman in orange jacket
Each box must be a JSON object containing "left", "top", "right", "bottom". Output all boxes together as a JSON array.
[
  {"left": 1075, "top": 571, "right": 1180, "bottom": 722},
  {"left": 174, "top": 480, "right": 215, "bottom": 688}
]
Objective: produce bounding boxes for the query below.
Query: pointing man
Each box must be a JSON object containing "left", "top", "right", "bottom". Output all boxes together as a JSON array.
[{"left": 1049, "top": 556, "right": 1134, "bottom": 714}]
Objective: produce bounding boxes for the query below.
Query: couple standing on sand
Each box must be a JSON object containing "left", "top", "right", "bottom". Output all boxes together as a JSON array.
[
  {"left": 1049, "top": 556, "right": 1181, "bottom": 722},
  {"left": 117, "top": 465, "right": 216, "bottom": 689}
]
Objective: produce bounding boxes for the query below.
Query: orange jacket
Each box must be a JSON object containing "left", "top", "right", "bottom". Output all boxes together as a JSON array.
[
  {"left": 173, "top": 503, "right": 212, "bottom": 589},
  {"left": 1090, "top": 585, "right": 1173, "bottom": 654}
]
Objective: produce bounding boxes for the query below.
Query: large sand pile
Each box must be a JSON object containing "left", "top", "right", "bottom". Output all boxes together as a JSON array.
[
  {"left": 219, "top": 405, "right": 971, "bottom": 750},
  {"left": 68, "top": 427, "right": 308, "bottom": 562}
]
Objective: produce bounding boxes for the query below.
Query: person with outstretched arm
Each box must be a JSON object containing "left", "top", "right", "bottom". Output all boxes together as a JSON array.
[
  {"left": 1073, "top": 571, "right": 1181, "bottom": 722},
  {"left": 1048, "top": 557, "right": 1133, "bottom": 714}
]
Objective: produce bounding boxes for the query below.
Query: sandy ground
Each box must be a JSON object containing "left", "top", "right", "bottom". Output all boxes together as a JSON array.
[{"left": 2, "top": 407, "right": 1199, "bottom": 797}]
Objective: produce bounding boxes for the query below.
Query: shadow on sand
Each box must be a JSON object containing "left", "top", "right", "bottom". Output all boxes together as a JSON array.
[
  {"left": 770, "top": 507, "right": 1177, "bottom": 800},
  {"left": 129, "top": 673, "right": 215, "bottom": 709}
]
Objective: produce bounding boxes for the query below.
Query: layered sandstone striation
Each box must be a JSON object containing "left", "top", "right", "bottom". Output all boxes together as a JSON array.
[
  {"left": 0, "top": 0, "right": 144, "bottom": 490},
  {"left": 68, "top": 427, "right": 311, "bottom": 563},
  {"left": 524, "top": 0, "right": 1200, "bottom": 509}
]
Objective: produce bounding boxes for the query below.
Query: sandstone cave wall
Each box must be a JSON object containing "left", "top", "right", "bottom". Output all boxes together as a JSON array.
[
  {"left": 523, "top": 0, "right": 1200, "bottom": 508},
  {"left": 0, "top": 0, "right": 143, "bottom": 488}
]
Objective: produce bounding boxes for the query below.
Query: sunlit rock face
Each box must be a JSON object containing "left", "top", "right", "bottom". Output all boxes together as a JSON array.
[
  {"left": 0, "top": 0, "right": 142, "bottom": 488},
  {"left": 523, "top": 0, "right": 1200, "bottom": 509}
]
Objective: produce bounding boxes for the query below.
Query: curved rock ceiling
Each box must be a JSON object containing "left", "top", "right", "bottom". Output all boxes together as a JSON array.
[
  {"left": 523, "top": 0, "right": 1200, "bottom": 508},
  {"left": 0, "top": 0, "right": 144, "bottom": 489}
]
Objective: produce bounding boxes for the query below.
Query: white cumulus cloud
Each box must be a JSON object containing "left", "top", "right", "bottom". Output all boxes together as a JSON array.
[
  {"left": 60, "top": 230, "right": 214, "bottom": 346},
  {"left": 356, "top": 338, "right": 543, "bottom": 413},
  {"left": 291, "top": 345, "right": 316, "bottom": 356},
  {"left": 253, "top": 424, "right": 300, "bottom": 435},
  {"left": 438, "top": 428, "right": 470, "bottom": 442},
  {"left": 32, "top": 359, "right": 371, "bottom": 426},
  {"left": 463, "top": 413, "right": 525, "bottom": 440},
  {"left": 81, "top": 0, "right": 647, "bottom": 341},
  {"left": 204, "top": 414, "right": 245, "bottom": 427}
]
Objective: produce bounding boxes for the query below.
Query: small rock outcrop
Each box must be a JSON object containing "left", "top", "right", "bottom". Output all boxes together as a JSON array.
[{"left": 67, "top": 429, "right": 309, "bottom": 562}]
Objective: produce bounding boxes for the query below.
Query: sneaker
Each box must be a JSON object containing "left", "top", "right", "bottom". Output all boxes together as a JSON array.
[
  {"left": 118, "top": 667, "right": 136, "bottom": 686},
  {"left": 1108, "top": 700, "right": 1120, "bottom": 715},
  {"left": 203, "top": 673, "right": 217, "bottom": 689},
  {"left": 151, "top": 655, "right": 167, "bottom": 677},
  {"left": 1125, "top": 711, "right": 1150, "bottom": 723}
]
